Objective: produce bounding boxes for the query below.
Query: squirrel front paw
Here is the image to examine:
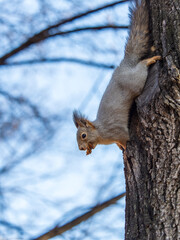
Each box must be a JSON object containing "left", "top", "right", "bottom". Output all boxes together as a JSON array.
[{"left": 142, "top": 56, "right": 161, "bottom": 66}]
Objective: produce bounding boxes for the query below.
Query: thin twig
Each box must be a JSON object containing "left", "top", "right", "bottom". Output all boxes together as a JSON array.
[
  {"left": 1, "top": 57, "right": 116, "bottom": 69},
  {"left": 50, "top": 25, "right": 128, "bottom": 37}
]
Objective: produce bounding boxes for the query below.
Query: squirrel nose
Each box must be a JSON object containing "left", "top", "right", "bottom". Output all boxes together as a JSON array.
[{"left": 80, "top": 146, "right": 85, "bottom": 151}]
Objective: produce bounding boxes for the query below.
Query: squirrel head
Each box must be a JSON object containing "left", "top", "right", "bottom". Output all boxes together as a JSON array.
[{"left": 73, "top": 111, "right": 99, "bottom": 155}]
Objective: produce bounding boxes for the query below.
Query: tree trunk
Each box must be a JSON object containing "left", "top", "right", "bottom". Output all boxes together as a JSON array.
[{"left": 124, "top": 0, "right": 180, "bottom": 239}]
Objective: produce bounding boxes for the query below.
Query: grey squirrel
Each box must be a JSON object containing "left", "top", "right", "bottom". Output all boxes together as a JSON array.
[{"left": 73, "top": 0, "right": 161, "bottom": 155}]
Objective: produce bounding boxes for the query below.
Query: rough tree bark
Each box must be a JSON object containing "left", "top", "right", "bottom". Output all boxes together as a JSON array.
[{"left": 124, "top": 0, "right": 180, "bottom": 239}]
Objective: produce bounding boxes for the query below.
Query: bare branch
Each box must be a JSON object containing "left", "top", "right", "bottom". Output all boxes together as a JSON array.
[
  {"left": 0, "top": 0, "right": 129, "bottom": 64},
  {"left": 2, "top": 57, "right": 116, "bottom": 69},
  {"left": 0, "top": 220, "right": 24, "bottom": 235},
  {"left": 0, "top": 90, "right": 60, "bottom": 175},
  {"left": 50, "top": 25, "right": 128, "bottom": 37},
  {"left": 0, "top": 90, "right": 48, "bottom": 124},
  {"left": 32, "top": 192, "right": 126, "bottom": 240},
  {"left": 0, "top": 148, "right": 40, "bottom": 175}
]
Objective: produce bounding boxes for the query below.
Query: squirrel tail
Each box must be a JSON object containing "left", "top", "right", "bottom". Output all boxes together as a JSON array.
[{"left": 125, "top": 0, "right": 149, "bottom": 64}]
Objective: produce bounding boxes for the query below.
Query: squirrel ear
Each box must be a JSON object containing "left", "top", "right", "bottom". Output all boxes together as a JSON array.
[
  {"left": 85, "top": 120, "right": 95, "bottom": 129},
  {"left": 73, "top": 110, "right": 95, "bottom": 129},
  {"left": 73, "top": 110, "right": 84, "bottom": 128}
]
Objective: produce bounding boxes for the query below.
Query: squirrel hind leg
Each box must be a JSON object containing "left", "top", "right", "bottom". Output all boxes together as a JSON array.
[
  {"left": 117, "top": 143, "right": 126, "bottom": 151},
  {"left": 142, "top": 56, "right": 161, "bottom": 66}
]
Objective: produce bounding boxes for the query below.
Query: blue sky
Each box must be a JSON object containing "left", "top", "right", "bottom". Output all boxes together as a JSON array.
[{"left": 0, "top": 1, "right": 130, "bottom": 239}]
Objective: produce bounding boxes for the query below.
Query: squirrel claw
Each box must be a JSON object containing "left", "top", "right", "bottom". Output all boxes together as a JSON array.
[
  {"left": 86, "top": 143, "right": 94, "bottom": 155},
  {"left": 86, "top": 148, "right": 92, "bottom": 155},
  {"left": 117, "top": 143, "right": 126, "bottom": 151},
  {"left": 143, "top": 55, "right": 161, "bottom": 66}
]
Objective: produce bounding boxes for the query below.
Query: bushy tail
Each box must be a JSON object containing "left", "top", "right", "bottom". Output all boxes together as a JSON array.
[{"left": 125, "top": 0, "right": 149, "bottom": 64}]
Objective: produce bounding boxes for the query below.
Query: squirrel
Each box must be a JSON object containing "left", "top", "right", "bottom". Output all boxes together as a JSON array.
[{"left": 73, "top": 0, "right": 161, "bottom": 155}]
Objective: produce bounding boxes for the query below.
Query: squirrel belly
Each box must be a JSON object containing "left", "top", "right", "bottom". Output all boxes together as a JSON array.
[{"left": 73, "top": 0, "right": 161, "bottom": 155}]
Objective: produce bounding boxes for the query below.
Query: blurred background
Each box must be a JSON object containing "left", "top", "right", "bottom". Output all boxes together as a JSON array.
[{"left": 0, "top": 0, "right": 130, "bottom": 239}]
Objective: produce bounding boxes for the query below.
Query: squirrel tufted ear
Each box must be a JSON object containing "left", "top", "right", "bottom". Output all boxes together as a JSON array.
[
  {"left": 73, "top": 110, "right": 84, "bottom": 128},
  {"left": 85, "top": 120, "right": 95, "bottom": 129},
  {"left": 73, "top": 110, "right": 95, "bottom": 129}
]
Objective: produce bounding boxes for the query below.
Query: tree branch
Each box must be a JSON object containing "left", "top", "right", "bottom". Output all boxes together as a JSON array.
[
  {"left": 50, "top": 25, "right": 128, "bottom": 37},
  {"left": 0, "top": 220, "right": 24, "bottom": 235},
  {"left": 2, "top": 57, "right": 116, "bottom": 69},
  {"left": 32, "top": 192, "right": 126, "bottom": 240},
  {"left": 0, "top": 90, "right": 48, "bottom": 123},
  {"left": 0, "top": 0, "right": 129, "bottom": 64}
]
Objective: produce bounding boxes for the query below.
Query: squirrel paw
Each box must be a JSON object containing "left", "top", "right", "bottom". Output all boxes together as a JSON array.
[
  {"left": 86, "top": 143, "right": 94, "bottom": 155},
  {"left": 143, "top": 55, "right": 161, "bottom": 66},
  {"left": 150, "top": 46, "right": 156, "bottom": 52},
  {"left": 117, "top": 143, "right": 126, "bottom": 151},
  {"left": 86, "top": 148, "right": 92, "bottom": 155}
]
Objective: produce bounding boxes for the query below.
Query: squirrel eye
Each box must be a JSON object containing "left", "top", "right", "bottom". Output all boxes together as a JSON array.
[{"left": 81, "top": 133, "right": 87, "bottom": 139}]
